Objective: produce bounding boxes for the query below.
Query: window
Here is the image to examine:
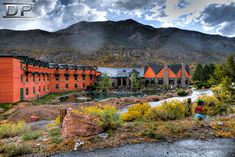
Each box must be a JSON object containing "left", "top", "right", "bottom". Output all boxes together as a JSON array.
[
  {"left": 90, "top": 75, "right": 93, "bottom": 80},
  {"left": 75, "top": 84, "right": 78, "bottom": 88},
  {"left": 56, "top": 84, "right": 59, "bottom": 89},
  {"left": 74, "top": 74, "right": 78, "bottom": 80},
  {"left": 150, "top": 78, "right": 155, "bottom": 85},
  {"left": 55, "top": 74, "right": 60, "bottom": 81},
  {"left": 83, "top": 83, "right": 85, "bottom": 88},
  {"left": 33, "top": 87, "right": 35, "bottom": 94},
  {"left": 26, "top": 88, "right": 29, "bottom": 95},
  {"left": 123, "top": 78, "right": 127, "bottom": 86},
  {"left": 177, "top": 79, "right": 181, "bottom": 85},
  {"left": 169, "top": 78, "right": 175, "bottom": 85},
  {"left": 65, "top": 74, "right": 69, "bottom": 81},
  {"left": 21, "top": 75, "right": 23, "bottom": 83},
  {"left": 33, "top": 74, "right": 35, "bottom": 82},
  {"left": 43, "top": 74, "right": 45, "bottom": 81},
  {"left": 158, "top": 79, "right": 163, "bottom": 85},
  {"left": 38, "top": 75, "right": 41, "bottom": 82},
  {"left": 47, "top": 74, "right": 50, "bottom": 81},
  {"left": 82, "top": 74, "right": 86, "bottom": 80},
  {"left": 43, "top": 86, "right": 46, "bottom": 91},
  {"left": 39, "top": 87, "right": 41, "bottom": 92},
  {"left": 66, "top": 84, "right": 69, "bottom": 89},
  {"left": 25, "top": 73, "right": 28, "bottom": 82},
  {"left": 185, "top": 79, "right": 189, "bottom": 85}
]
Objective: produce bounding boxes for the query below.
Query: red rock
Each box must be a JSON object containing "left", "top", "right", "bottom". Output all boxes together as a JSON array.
[
  {"left": 30, "top": 115, "right": 39, "bottom": 122},
  {"left": 62, "top": 111, "right": 103, "bottom": 138}
]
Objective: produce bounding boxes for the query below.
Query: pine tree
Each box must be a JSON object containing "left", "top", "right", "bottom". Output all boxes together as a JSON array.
[
  {"left": 192, "top": 64, "right": 204, "bottom": 81},
  {"left": 203, "top": 64, "right": 210, "bottom": 81}
]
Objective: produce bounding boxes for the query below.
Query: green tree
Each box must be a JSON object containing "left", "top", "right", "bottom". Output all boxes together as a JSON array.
[
  {"left": 210, "top": 56, "right": 235, "bottom": 100},
  {"left": 192, "top": 64, "right": 204, "bottom": 81},
  {"left": 202, "top": 65, "right": 211, "bottom": 82},
  {"left": 130, "top": 73, "right": 140, "bottom": 91},
  {"left": 98, "top": 73, "right": 113, "bottom": 91}
]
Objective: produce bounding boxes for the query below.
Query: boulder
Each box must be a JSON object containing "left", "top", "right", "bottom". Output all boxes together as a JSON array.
[
  {"left": 98, "top": 133, "right": 109, "bottom": 139},
  {"left": 62, "top": 111, "right": 103, "bottom": 138},
  {"left": 30, "top": 115, "right": 39, "bottom": 122}
]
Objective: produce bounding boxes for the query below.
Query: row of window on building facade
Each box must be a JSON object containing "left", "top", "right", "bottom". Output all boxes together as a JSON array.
[
  {"left": 146, "top": 78, "right": 189, "bottom": 85},
  {"left": 25, "top": 83, "right": 86, "bottom": 96},
  {"left": 21, "top": 73, "right": 94, "bottom": 83}
]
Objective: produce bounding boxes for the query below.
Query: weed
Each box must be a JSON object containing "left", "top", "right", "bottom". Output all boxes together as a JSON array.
[
  {"left": 48, "top": 128, "right": 63, "bottom": 144},
  {"left": 1, "top": 143, "right": 32, "bottom": 157},
  {"left": 22, "top": 130, "right": 41, "bottom": 141},
  {"left": 142, "top": 129, "right": 166, "bottom": 140}
]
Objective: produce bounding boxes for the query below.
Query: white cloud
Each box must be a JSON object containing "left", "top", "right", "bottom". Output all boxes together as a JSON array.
[
  {"left": 144, "top": 0, "right": 234, "bottom": 28},
  {"left": 0, "top": 0, "right": 107, "bottom": 31},
  {"left": 0, "top": 0, "right": 234, "bottom": 37}
]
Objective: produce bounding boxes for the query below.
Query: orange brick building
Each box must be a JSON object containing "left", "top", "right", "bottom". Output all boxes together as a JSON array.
[{"left": 0, "top": 55, "right": 96, "bottom": 103}]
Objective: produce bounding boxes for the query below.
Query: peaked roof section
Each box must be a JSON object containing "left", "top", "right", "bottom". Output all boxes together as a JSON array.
[
  {"left": 149, "top": 64, "right": 164, "bottom": 74},
  {"left": 168, "top": 64, "right": 190, "bottom": 75},
  {"left": 147, "top": 64, "right": 190, "bottom": 76},
  {"left": 97, "top": 67, "right": 145, "bottom": 78},
  {"left": 185, "top": 65, "right": 190, "bottom": 74},
  {"left": 168, "top": 64, "right": 182, "bottom": 74}
]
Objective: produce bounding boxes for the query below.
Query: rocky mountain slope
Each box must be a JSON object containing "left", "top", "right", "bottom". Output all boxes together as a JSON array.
[{"left": 0, "top": 19, "right": 235, "bottom": 66}]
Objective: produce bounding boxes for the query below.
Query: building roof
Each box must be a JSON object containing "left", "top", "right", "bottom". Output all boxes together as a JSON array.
[
  {"left": 97, "top": 67, "right": 145, "bottom": 78},
  {"left": 168, "top": 64, "right": 182, "bottom": 74},
  {"left": 49, "top": 63, "right": 95, "bottom": 70},
  {"left": 0, "top": 55, "right": 96, "bottom": 70},
  {"left": 148, "top": 64, "right": 164, "bottom": 74},
  {"left": 148, "top": 64, "right": 190, "bottom": 75}
]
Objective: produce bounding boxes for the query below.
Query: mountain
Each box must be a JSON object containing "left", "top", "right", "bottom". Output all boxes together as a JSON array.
[{"left": 0, "top": 19, "right": 235, "bottom": 66}]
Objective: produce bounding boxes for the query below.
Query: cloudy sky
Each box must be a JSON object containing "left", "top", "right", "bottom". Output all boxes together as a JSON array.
[{"left": 0, "top": 0, "right": 235, "bottom": 37}]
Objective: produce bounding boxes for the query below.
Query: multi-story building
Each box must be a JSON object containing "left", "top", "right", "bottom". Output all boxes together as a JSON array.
[
  {"left": 0, "top": 55, "right": 97, "bottom": 103},
  {"left": 0, "top": 55, "right": 191, "bottom": 103}
]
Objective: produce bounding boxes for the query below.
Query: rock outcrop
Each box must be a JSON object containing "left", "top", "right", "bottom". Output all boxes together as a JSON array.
[{"left": 62, "top": 111, "right": 103, "bottom": 138}]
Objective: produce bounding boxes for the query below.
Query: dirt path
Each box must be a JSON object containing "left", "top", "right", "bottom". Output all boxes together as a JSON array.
[{"left": 51, "top": 138, "right": 235, "bottom": 157}]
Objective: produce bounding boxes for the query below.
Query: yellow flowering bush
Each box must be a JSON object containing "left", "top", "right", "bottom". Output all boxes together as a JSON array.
[
  {"left": 121, "top": 103, "right": 151, "bottom": 121},
  {"left": 0, "top": 121, "right": 27, "bottom": 139},
  {"left": 81, "top": 104, "right": 122, "bottom": 130},
  {"left": 152, "top": 100, "right": 186, "bottom": 120}
]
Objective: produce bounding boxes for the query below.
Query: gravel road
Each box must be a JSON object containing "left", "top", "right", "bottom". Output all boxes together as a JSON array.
[{"left": 51, "top": 138, "right": 235, "bottom": 157}]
